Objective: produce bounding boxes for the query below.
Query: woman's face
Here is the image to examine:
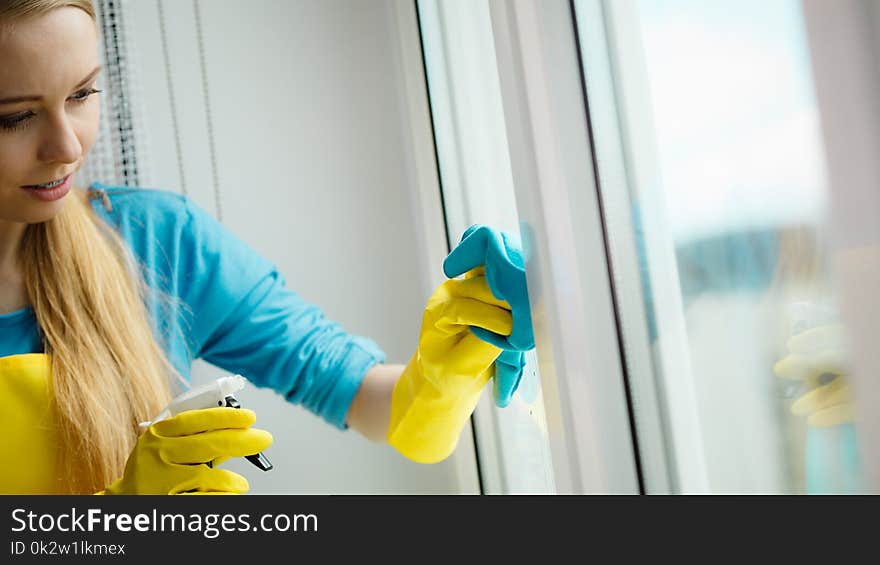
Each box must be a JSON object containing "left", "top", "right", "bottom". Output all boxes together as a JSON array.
[{"left": 0, "top": 7, "right": 100, "bottom": 225}]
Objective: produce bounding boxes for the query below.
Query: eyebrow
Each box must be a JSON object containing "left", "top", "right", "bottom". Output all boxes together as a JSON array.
[{"left": 0, "top": 65, "right": 102, "bottom": 106}]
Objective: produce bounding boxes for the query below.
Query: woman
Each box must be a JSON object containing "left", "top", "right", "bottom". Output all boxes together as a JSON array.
[{"left": 0, "top": 0, "right": 531, "bottom": 494}]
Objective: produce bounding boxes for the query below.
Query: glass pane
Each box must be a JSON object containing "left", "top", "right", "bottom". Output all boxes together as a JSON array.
[
  {"left": 417, "top": 0, "right": 555, "bottom": 494},
  {"left": 580, "top": 0, "right": 865, "bottom": 493}
]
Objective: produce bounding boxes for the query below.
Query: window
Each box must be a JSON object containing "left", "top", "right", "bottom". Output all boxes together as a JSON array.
[{"left": 576, "top": 0, "right": 865, "bottom": 493}]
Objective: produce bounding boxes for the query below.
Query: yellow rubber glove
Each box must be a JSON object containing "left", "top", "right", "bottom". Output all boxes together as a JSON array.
[
  {"left": 101, "top": 407, "right": 273, "bottom": 495},
  {"left": 773, "top": 324, "right": 855, "bottom": 427},
  {"left": 388, "top": 273, "right": 513, "bottom": 463}
]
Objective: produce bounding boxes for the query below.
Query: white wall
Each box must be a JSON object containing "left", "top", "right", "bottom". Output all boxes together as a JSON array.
[{"left": 125, "top": 0, "right": 476, "bottom": 494}]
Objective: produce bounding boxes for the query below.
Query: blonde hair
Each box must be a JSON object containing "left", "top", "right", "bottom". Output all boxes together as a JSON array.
[{"left": 5, "top": 0, "right": 175, "bottom": 493}]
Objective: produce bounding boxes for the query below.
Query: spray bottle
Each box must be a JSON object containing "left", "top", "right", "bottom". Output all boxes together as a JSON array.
[{"left": 139, "top": 375, "right": 273, "bottom": 472}]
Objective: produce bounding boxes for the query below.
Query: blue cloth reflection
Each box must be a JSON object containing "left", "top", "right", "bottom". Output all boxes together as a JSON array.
[{"left": 633, "top": 204, "right": 780, "bottom": 342}]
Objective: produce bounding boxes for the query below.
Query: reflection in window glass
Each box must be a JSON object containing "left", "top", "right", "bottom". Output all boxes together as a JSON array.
[{"left": 593, "top": 0, "right": 862, "bottom": 492}]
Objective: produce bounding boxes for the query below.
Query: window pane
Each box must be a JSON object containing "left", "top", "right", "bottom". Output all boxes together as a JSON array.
[{"left": 580, "top": 0, "right": 865, "bottom": 493}]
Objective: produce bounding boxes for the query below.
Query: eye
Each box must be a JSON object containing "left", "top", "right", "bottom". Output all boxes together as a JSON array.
[
  {"left": 0, "top": 111, "right": 35, "bottom": 132},
  {"left": 70, "top": 87, "right": 102, "bottom": 104},
  {"left": 0, "top": 87, "right": 102, "bottom": 132}
]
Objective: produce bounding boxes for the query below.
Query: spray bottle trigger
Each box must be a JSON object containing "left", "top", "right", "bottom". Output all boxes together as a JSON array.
[
  {"left": 224, "top": 395, "right": 273, "bottom": 471},
  {"left": 224, "top": 396, "right": 241, "bottom": 409}
]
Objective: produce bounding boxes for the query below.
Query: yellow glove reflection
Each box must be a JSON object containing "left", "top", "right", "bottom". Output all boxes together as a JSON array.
[
  {"left": 101, "top": 407, "right": 273, "bottom": 495},
  {"left": 773, "top": 324, "right": 855, "bottom": 427},
  {"left": 388, "top": 274, "right": 512, "bottom": 463}
]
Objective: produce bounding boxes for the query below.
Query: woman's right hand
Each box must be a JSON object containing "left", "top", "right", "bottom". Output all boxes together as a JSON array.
[{"left": 100, "top": 407, "right": 273, "bottom": 495}]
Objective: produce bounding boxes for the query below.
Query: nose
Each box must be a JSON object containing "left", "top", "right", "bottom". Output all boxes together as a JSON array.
[{"left": 36, "top": 111, "right": 83, "bottom": 166}]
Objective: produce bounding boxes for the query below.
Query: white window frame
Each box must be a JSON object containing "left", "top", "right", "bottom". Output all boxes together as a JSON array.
[
  {"left": 488, "top": 0, "right": 640, "bottom": 493},
  {"left": 569, "top": 0, "right": 684, "bottom": 494}
]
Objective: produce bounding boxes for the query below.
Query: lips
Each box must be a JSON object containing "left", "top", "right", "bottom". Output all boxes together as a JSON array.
[
  {"left": 22, "top": 174, "right": 71, "bottom": 189},
  {"left": 20, "top": 174, "right": 73, "bottom": 202}
]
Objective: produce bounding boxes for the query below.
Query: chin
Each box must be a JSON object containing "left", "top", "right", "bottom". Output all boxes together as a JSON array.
[{"left": 20, "top": 194, "right": 72, "bottom": 224}]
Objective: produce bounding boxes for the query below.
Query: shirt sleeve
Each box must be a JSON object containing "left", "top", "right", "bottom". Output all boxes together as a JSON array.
[{"left": 176, "top": 197, "right": 386, "bottom": 429}]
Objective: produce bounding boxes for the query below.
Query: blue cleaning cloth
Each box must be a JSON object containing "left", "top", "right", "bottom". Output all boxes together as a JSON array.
[
  {"left": 443, "top": 224, "right": 535, "bottom": 352},
  {"left": 494, "top": 349, "right": 526, "bottom": 408}
]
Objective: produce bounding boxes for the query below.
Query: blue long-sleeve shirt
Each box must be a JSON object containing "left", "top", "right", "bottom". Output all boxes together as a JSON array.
[{"left": 0, "top": 183, "right": 385, "bottom": 429}]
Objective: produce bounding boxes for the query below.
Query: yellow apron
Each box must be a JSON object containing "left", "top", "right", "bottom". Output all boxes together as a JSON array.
[{"left": 0, "top": 354, "right": 65, "bottom": 494}]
